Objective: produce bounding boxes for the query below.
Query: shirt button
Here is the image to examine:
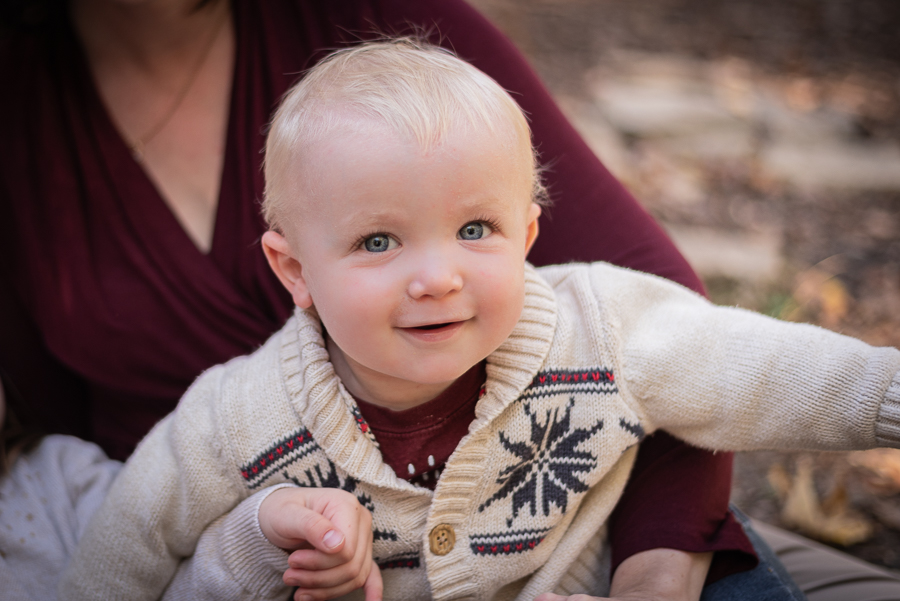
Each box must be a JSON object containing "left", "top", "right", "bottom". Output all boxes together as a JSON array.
[{"left": 429, "top": 524, "right": 456, "bottom": 555}]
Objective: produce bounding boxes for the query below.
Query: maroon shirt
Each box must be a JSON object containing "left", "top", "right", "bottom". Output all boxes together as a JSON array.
[
  {"left": 0, "top": 0, "right": 752, "bottom": 577},
  {"left": 355, "top": 363, "right": 487, "bottom": 490}
]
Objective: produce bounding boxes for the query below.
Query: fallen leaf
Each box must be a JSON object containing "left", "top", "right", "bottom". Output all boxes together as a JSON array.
[
  {"left": 784, "top": 264, "right": 849, "bottom": 328},
  {"left": 820, "top": 476, "right": 849, "bottom": 516},
  {"left": 780, "top": 457, "right": 873, "bottom": 546},
  {"left": 819, "top": 278, "right": 849, "bottom": 327},
  {"left": 848, "top": 449, "right": 900, "bottom": 495},
  {"left": 767, "top": 463, "right": 792, "bottom": 498}
]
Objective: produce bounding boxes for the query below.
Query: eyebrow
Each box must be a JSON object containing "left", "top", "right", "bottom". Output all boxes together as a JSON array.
[
  {"left": 339, "top": 209, "right": 409, "bottom": 232},
  {"left": 344, "top": 195, "right": 509, "bottom": 226}
]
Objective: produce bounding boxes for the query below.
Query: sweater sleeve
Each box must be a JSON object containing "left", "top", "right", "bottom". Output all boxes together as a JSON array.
[
  {"left": 162, "top": 485, "right": 295, "bottom": 601},
  {"left": 598, "top": 266, "right": 900, "bottom": 451},
  {"left": 58, "top": 366, "right": 245, "bottom": 601}
]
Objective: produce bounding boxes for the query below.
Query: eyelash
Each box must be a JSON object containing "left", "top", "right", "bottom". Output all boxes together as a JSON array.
[
  {"left": 351, "top": 216, "right": 503, "bottom": 251},
  {"left": 353, "top": 231, "right": 392, "bottom": 251},
  {"left": 469, "top": 216, "right": 502, "bottom": 234}
]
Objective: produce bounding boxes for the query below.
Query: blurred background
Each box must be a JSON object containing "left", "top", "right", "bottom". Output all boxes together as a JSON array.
[{"left": 468, "top": 0, "right": 900, "bottom": 571}]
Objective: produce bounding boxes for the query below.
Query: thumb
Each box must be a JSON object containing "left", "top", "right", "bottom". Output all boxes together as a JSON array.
[
  {"left": 296, "top": 507, "right": 346, "bottom": 554},
  {"left": 264, "top": 501, "right": 345, "bottom": 553},
  {"left": 363, "top": 560, "right": 384, "bottom": 601}
]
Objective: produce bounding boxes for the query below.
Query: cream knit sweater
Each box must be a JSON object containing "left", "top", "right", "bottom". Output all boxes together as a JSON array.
[{"left": 60, "top": 262, "right": 900, "bottom": 601}]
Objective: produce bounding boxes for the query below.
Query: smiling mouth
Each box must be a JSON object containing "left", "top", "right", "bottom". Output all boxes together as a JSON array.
[
  {"left": 400, "top": 320, "right": 466, "bottom": 341},
  {"left": 411, "top": 322, "right": 454, "bottom": 331}
]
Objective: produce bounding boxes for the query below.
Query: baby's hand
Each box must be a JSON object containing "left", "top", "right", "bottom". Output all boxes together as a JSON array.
[
  {"left": 259, "top": 487, "right": 382, "bottom": 601},
  {"left": 534, "top": 593, "right": 660, "bottom": 601},
  {"left": 534, "top": 597, "right": 601, "bottom": 601}
]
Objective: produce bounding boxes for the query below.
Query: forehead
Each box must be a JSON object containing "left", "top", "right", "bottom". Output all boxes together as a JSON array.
[{"left": 282, "top": 119, "right": 533, "bottom": 222}]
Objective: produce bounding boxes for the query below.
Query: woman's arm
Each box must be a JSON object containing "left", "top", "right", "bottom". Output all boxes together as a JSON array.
[
  {"left": 609, "top": 431, "right": 756, "bottom": 583},
  {"left": 0, "top": 275, "right": 92, "bottom": 442},
  {"left": 535, "top": 549, "right": 712, "bottom": 601}
]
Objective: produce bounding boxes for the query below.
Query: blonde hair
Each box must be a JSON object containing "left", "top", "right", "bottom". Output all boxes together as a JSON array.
[{"left": 263, "top": 38, "right": 547, "bottom": 231}]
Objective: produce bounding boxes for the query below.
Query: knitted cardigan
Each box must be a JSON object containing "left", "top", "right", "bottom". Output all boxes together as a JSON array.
[{"left": 60, "top": 262, "right": 900, "bottom": 601}]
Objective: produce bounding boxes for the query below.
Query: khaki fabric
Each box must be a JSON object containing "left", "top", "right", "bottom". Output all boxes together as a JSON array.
[{"left": 755, "top": 520, "right": 900, "bottom": 601}]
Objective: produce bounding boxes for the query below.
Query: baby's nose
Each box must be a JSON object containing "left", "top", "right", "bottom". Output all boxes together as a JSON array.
[{"left": 407, "top": 262, "right": 464, "bottom": 299}]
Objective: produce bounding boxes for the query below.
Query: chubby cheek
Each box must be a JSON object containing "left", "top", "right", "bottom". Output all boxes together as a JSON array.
[
  {"left": 473, "top": 258, "right": 526, "bottom": 344},
  {"left": 307, "top": 268, "right": 396, "bottom": 352}
]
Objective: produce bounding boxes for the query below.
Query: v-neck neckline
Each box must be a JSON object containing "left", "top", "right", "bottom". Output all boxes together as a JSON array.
[{"left": 70, "top": 3, "right": 241, "bottom": 263}]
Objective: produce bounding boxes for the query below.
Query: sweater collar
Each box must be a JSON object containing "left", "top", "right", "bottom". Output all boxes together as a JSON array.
[{"left": 279, "top": 262, "right": 558, "bottom": 489}]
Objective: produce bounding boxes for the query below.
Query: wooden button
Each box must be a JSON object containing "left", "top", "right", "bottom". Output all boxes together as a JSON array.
[{"left": 429, "top": 524, "right": 455, "bottom": 555}]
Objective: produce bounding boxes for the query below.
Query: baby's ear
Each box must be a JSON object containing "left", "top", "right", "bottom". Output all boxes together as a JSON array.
[
  {"left": 261, "top": 231, "right": 313, "bottom": 309},
  {"left": 524, "top": 202, "right": 541, "bottom": 257}
]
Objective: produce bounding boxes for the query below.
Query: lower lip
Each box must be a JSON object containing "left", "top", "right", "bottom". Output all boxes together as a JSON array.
[{"left": 400, "top": 320, "right": 466, "bottom": 342}]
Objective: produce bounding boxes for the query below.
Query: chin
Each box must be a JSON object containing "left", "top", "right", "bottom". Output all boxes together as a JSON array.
[{"left": 393, "top": 362, "right": 473, "bottom": 386}]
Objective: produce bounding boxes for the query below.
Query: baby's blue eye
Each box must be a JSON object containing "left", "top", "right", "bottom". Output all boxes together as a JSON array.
[
  {"left": 364, "top": 234, "right": 397, "bottom": 253},
  {"left": 458, "top": 222, "right": 485, "bottom": 240}
]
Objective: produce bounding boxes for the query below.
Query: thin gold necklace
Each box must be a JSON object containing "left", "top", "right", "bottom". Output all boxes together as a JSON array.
[{"left": 129, "top": 10, "right": 227, "bottom": 162}]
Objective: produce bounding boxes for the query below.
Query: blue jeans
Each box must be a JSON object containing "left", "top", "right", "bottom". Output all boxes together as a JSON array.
[{"left": 700, "top": 507, "right": 808, "bottom": 601}]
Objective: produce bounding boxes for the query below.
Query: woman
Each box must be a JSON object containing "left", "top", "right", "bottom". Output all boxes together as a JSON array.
[{"left": 0, "top": 0, "right": 800, "bottom": 598}]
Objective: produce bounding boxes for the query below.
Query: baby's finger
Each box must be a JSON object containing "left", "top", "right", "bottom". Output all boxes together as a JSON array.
[
  {"left": 314, "top": 492, "right": 372, "bottom": 560},
  {"left": 363, "top": 560, "right": 383, "bottom": 601},
  {"left": 286, "top": 507, "right": 345, "bottom": 554},
  {"left": 285, "top": 525, "right": 375, "bottom": 590},
  {"left": 284, "top": 541, "right": 370, "bottom": 588},
  {"left": 287, "top": 547, "right": 349, "bottom": 571},
  {"left": 289, "top": 557, "right": 373, "bottom": 600},
  {"left": 259, "top": 488, "right": 346, "bottom": 553},
  {"left": 288, "top": 509, "right": 371, "bottom": 572}
]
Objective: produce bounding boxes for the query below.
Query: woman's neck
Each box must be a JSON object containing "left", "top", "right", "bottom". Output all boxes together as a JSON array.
[
  {"left": 70, "top": 0, "right": 235, "bottom": 254},
  {"left": 72, "top": 0, "right": 230, "bottom": 75}
]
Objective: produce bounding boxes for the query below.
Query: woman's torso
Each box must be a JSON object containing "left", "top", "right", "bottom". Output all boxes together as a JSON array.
[{"left": 0, "top": 0, "right": 387, "bottom": 458}]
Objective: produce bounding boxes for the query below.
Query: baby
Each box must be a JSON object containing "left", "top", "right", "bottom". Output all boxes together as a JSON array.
[{"left": 60, "top": 39, "right": 900, "bottom": 601}]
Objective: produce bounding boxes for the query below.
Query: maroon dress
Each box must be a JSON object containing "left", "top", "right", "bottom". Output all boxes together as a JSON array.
[{"left": 0, "top": 0, "right": 752, "bottom": 578}]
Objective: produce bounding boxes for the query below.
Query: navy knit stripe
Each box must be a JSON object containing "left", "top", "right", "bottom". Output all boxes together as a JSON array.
[
  {"left": 470, "top": 527, "right": 552, "bottom": 556},
  {"left": 239, "top": 428, "right": 319, "bottom": 487},
  {"left": 377, "top": 552, "right": 420, "bottom": 570},
  {"left": 521, "top": 368, "right": 617, "bottom": 399}
]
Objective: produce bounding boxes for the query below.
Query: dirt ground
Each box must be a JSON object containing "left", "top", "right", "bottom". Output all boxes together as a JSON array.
[{"left": 468, "top": 0, "right": 900, "bottom": 572}]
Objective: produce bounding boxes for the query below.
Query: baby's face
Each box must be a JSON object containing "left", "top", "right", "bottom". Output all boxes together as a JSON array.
[{"left": 279, "top": 122, "right": 539, "bottom": 409}]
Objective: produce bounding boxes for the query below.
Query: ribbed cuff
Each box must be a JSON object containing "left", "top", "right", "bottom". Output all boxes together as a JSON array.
[
  {"left": 875, "top": 372, "right": 900, "bottom": 447},
  {"left": 221, "top": 484, "right": 294, "bottom": 594}
]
